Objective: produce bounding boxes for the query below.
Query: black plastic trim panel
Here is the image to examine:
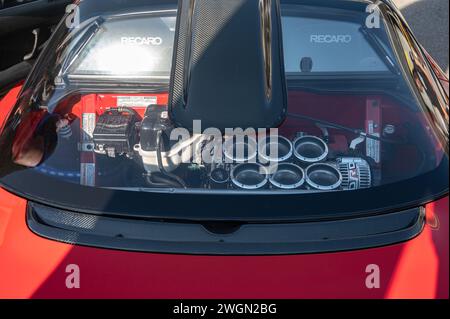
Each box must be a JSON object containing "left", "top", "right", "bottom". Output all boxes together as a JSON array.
[{"left": 27, "top": 202, "right": 425, "bottom": 255}]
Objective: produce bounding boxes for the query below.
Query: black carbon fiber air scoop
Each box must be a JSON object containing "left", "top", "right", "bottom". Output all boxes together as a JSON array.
[{"left": 169, "top": 0, "right": 287, "bottom": 131}]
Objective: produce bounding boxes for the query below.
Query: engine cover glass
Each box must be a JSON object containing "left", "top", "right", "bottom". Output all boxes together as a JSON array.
[
  {"left": 0, "top": 0, "right": 447, "bottom": 221},
  {"left": 69, "top": 15, "right": 176, "bottom": 81}
]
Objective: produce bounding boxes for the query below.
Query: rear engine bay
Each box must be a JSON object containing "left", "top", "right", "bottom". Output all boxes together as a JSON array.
[{"left": 41, "top": 89, "right": 438, "bottom": 193}]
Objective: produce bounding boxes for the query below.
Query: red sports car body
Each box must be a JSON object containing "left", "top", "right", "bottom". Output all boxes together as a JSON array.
[{"left": 0, "top": 0, "right": 448, "bottom": 299}]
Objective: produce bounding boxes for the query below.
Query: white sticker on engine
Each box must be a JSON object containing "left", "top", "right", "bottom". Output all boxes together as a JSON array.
[
  {"left": 117, "top": 96, "right": 157, "bottom": 107},
  {"left": 366, "top": 121, "right": 381, "bottom": 163},
  {"left": 161, "top": 111, "right": 169, "bottom": 119},
  {"left": 82, "top": 113, "right": 96, "bottom": 142},
  {"left": 80, "top": 163, "right": 96, "bottom": 186}
]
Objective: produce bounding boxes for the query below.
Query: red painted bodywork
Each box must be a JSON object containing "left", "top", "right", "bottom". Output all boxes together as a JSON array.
[
  {"left": 0, "top": 85, "right": 448, "bottom": 299},
  {"left": 0, "top": 187, "right": 448, "bottom": 299}
]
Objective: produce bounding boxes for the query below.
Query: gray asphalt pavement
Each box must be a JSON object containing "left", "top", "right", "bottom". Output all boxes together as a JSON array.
[{"left": 394, "top": 0, "right": 449, "bottom": 75}]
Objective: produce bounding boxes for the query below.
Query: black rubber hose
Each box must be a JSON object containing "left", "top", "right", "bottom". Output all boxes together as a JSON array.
[{"left": 145, "top": 174, "right": 181, "bottom": 189}]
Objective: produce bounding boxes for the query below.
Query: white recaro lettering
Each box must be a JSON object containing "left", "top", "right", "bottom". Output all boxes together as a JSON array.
[
  {"left": 310, "top": 34, "right": 352, "bottom": 44},
  {"left": 121, "top": 36, "right": 163, "bottom": 46}
]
